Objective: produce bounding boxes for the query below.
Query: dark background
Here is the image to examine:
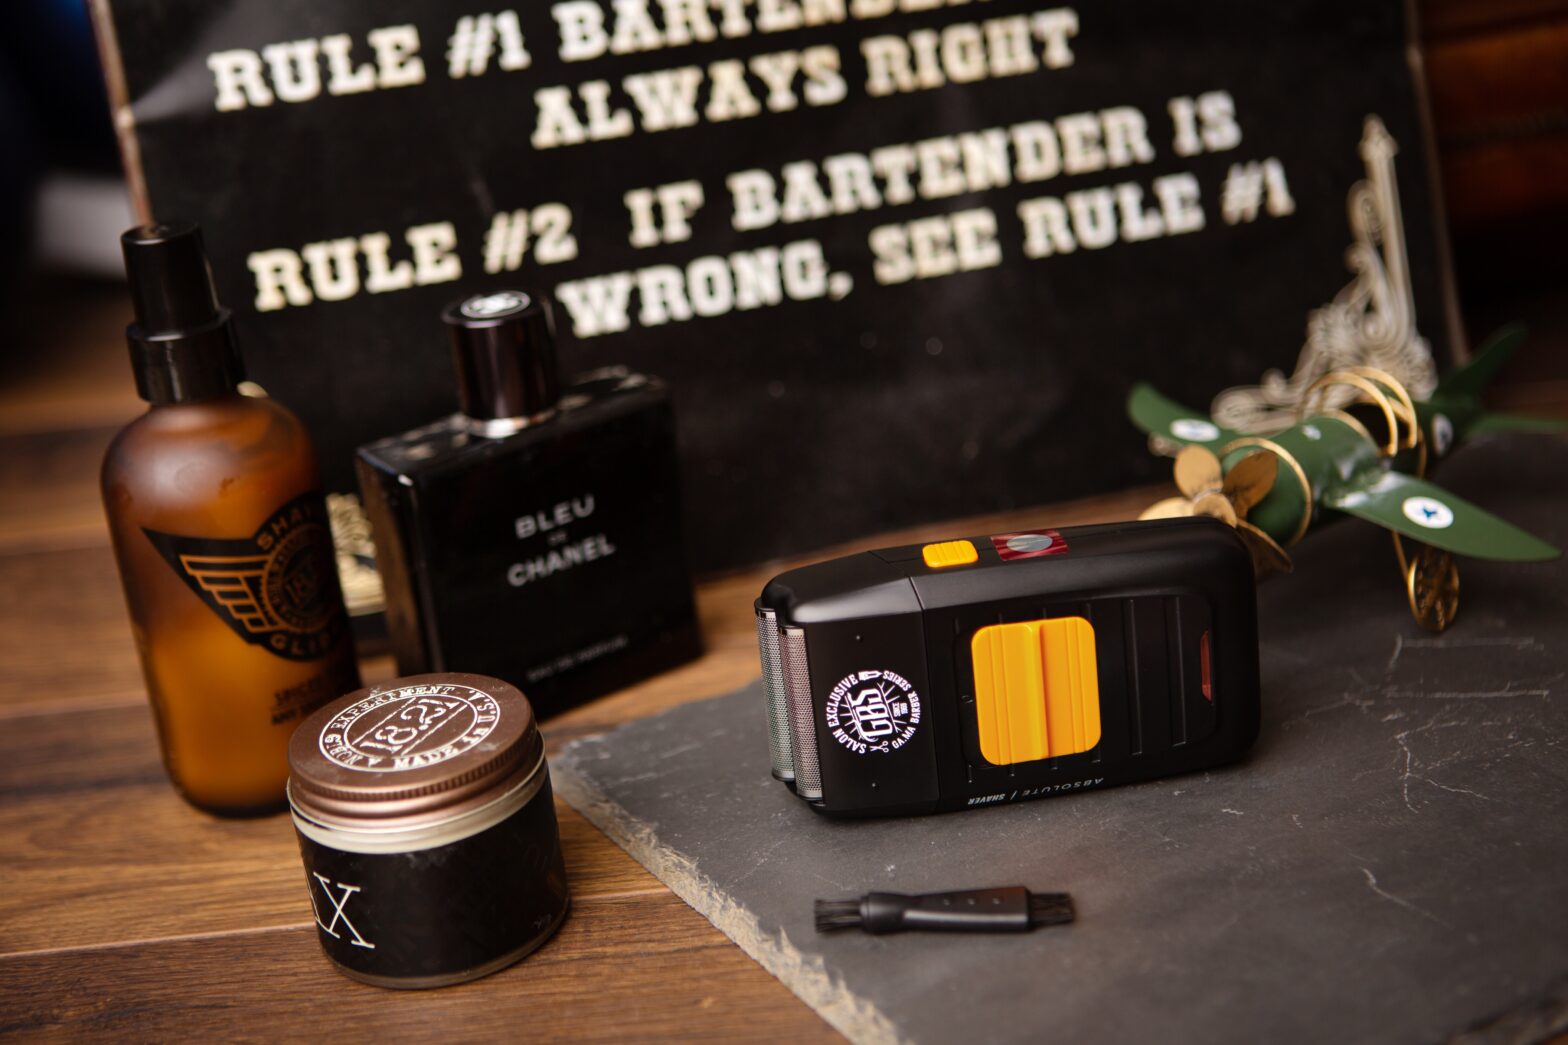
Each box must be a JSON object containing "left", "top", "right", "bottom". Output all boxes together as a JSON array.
[{"left": 96, "top": 0, "right": 1451, "bottom": 571}]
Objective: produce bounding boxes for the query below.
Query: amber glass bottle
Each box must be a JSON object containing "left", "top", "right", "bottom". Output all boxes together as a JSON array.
[{"left": 102, "top": 223, "right": 359, "bottom": 815}]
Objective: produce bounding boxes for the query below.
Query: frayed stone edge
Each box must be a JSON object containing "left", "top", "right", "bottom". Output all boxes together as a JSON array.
[{"left": 554, "top": 743, "right": 904, "bottom": 1045}]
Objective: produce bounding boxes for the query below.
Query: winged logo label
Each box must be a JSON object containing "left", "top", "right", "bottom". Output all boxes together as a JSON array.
[{"left": 143, "top": 491, "right": 348, "bottom": 661}]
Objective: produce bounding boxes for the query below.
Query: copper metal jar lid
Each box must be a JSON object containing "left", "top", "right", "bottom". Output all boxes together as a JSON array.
[{"left": 288, "top": 673, "right": 543, "bottom": 828}]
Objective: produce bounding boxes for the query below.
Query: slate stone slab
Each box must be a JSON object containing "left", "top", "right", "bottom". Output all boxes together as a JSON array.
[{"left": 552, "top": 434, "right": 1568, "bottom": 1045}]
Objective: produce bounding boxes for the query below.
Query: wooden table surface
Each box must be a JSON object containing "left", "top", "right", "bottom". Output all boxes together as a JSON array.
[{"left": 0, "top": 278, "right": 1167, "bottom": 1040}]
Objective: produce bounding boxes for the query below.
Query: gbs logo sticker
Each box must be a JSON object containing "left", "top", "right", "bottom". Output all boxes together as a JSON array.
[{"left": 825, "top": 669, "right": 921, "bottom": 754}]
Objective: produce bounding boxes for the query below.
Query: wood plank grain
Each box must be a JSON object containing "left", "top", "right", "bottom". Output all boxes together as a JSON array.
[
  {"left": 1426, "top": 18, "right": 1568, "bottom": 139},
  {"left": 0, "top": 705, "right": 661, "bottom": 954},
  {"left": 0, "top": 546, "right": 145, "bottom": 710},
  {"left": 0, "top": 426, "right": 117, "bottom": 554},
  {"left": 1424, "top": 17, "right": 1568, "bottom": 234},
  {"left": 0, "top": 893, "right": 835, "bottom": 1042},
  {"left": 0, "top": 278, "right": 141, "bottom": 440},
  {"left": 1417, "top": 0, "right": 1568, "bottom": 39}
]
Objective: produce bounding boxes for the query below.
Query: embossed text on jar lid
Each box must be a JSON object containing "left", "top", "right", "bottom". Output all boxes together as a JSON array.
[{"left": 288, "top": 672, "right": 542, "bottom": 826}]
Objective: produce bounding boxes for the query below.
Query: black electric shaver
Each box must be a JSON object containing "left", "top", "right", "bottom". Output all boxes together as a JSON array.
[{"left": 755, "top": 517, "right": 1260, "bottom": 816}]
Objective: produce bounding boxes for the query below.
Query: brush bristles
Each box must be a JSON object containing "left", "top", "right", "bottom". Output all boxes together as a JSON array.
[
  {"left": 1028, "top": 892, "right": 1075, "bottom": 927},
  {"left": 814, "top": 898, "right": 863, "bottom": 932}
]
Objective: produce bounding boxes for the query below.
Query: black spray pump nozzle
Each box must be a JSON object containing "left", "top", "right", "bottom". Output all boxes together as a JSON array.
[
  {"left": 815, "top": 886, "right": 1075, "bottom": 935},
  {"left": 121, "top": 221, "right": 244, "bottom": 404}
]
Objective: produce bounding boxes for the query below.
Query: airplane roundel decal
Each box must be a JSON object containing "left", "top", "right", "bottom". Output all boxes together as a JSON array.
[
  {"left": 1171, "top": 418, "right": 1220, "bottom": 442},
  {"left": 1402, "top": 496, "right": 1455, "bottom": 529}
]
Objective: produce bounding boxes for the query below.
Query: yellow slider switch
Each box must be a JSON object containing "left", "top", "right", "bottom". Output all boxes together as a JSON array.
[
  {"left": 922, "top": 540, "right": 978, "bottom": 568},
  {"left": 971, "top": 617, "right": 1101, "bottom": 765}
]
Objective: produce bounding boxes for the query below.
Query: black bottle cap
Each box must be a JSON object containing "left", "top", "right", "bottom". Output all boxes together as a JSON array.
[
  {"left": 443, "top": 290, "right": 560, "bottom": 424},
  {"left": 121, "top": 221, "right": 244, "bottom": 404}
]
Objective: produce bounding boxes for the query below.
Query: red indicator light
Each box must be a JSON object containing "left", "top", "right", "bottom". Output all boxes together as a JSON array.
[
  {"left": 1200, "top": 630, "right": 1213, "bottom": 702},
  {"left": 991, "top": 530, "right": 1069, "bottom": 561}
]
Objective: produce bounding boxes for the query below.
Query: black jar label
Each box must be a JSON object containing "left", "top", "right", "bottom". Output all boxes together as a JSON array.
[
  {"left": 295, "top": 776, "right": 569, "bottom": 985},
  {"left": 144, "top": 491, "right": 348, "bottom": 661}
]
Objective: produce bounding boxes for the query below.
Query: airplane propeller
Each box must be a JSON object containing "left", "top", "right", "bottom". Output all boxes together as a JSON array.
[{"left": 1141, "top": 445, "right": 1294, "bottom": 577}]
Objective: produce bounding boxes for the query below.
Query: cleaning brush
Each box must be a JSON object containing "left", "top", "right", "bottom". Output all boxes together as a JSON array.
[{"left": 814, "top": 886, "right": 1075, "bottom": 934}]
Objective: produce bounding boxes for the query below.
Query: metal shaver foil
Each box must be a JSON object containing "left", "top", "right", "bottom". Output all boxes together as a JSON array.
[{"left": 287, "top": 673, "right": 570, "bottom": 989}]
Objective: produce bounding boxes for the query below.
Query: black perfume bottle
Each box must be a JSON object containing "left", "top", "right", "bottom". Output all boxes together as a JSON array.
[{"left": 355, "top": 290, "right": 700, "bottom": 711}]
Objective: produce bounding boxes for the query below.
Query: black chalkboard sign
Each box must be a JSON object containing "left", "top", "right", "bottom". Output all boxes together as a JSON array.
[{"left": 91, "top": 0, "right": 1455, "bottom": 575}]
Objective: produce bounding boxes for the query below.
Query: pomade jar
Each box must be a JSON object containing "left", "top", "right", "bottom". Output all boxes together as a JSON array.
[{"left": 288, "top": 673, "right": 569, "bottom": 988}]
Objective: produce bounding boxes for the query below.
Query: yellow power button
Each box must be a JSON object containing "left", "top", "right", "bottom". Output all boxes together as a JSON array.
[{"left": 922, "top": 540, "right": 978, "bottom": 568}]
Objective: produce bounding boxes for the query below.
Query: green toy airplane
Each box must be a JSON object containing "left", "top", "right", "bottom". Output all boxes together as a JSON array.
[{"left": 1127, "top": 326, "right": 1564, "bottom": 631}]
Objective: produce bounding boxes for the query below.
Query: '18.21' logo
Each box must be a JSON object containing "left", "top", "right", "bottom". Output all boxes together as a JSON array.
[{"left": 826, "top": 670, "right": 921, "bottom": 754}]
